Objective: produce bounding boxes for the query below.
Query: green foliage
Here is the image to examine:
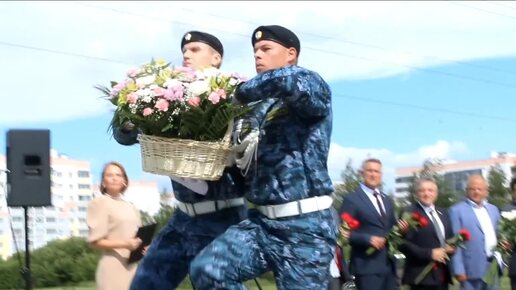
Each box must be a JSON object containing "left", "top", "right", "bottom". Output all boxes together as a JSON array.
[
  {"left": 0, "top": 258, "right": 23, "bottom": 289},
  {"left": 487, "top": 164, "right": 510, "bottom": 209},
  {"left": 0, "top": 237, "right": 100, "bottom": 289},
  {"left": 152, "top": 203, "right": 175, "bottom": 238},
  {"left": 140, "top": 210, "right": 154, "bottom": 226},
  {"left": 333, "top": 159, "right": 361, "bottom": 210}
]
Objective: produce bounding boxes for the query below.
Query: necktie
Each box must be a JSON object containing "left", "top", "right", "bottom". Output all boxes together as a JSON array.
[
  {"left": 429, "top": 209, "right": 445, "bottom": 246},
  {"left": 373, "top": 192, "right": 386, "bottom": 219}
]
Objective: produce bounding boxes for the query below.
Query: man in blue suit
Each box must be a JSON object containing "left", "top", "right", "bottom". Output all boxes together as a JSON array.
[
  {"left": 449, "top": 174, "right": 501, "bottom": 290},
  {"left": 339, "top": 158, "right": 400, "bottom": 290},
  {"left": 501, "top": 178, "right": 516, "bottom": 290}
]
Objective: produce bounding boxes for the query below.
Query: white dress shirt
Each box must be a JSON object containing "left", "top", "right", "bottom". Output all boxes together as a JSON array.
[
  {"left": 329, "top": 257, "right": 340, "bottom": 278},
  {"left": 360, "top": 183, "right": 386, "bottom": 216},
  {"left": 419, "top": 202, "right": 445, "bottom": 242},
  {"left": 468, "top": 199, "right": 497, "bottom": 257}
]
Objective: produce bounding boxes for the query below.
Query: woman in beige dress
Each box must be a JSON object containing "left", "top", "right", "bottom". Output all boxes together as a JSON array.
[{"left": 87, "top": 161, "right": 142, "bottom": 290}]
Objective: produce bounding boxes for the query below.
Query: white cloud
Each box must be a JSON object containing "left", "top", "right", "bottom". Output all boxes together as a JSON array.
[
  {"left": 1, "top": 1, "right": 515, "bottom": 123},
  {"left": 328, "top": 140, "right": 469, "bottom": 191}
]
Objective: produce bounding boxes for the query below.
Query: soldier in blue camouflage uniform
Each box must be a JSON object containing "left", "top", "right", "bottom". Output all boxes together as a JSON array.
[
  {"left": 114, "top": 31, "right": 248, "bottom": 290},
  {"left": 190, "top": 25, "right": 337, "bottom": 290}
]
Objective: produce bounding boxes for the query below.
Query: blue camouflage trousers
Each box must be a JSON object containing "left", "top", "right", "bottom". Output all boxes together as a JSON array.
[
  {"left": 190, "top": 208, "right": 337, "bottom": 290},
  {"left": 129, "top": 207, "right": 246, "bottom": 290}
]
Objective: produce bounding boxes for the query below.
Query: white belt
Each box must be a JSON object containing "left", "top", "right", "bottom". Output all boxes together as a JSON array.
[
  {"left": 253, "top": 195, "right": 333, "bottom": 219},
  {"left": 177, "top": 197, "right": 244, "bottom": 217}
]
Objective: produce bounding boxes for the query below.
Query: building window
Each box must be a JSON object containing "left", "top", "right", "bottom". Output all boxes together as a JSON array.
[
  {"left": 78, "top": 207, "right": 87, "bottom": 212},
  {"left": 78, "top": 195, "right": 91, "bottom": 201},
  {"left": 79, "top": 218, "right": 86, "bottom": 223},
  {"left": 78, "top": 171, "right": 90, "bottom": 178},
  {"left": 46, "top": 229, "right": 57, "bottom": 234},
  {"left": 78, "top": 184, "right": 90, "bottom": 190},
  {"left": 46, "top": 217, "right": 56, "bottom": 223},
  {"left": 12, "top": 217, "right": 23, "bottom": 222}
]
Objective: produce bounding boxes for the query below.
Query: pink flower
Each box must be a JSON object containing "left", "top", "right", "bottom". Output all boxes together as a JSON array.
[
  {"left": 127, "top": 68, "right": 140, "bottom": 78},
  {"left": 127, "top": 92, "right": 138, "bottom": 104},
  {"left": 153, "top": 87, "right": 166, "bottom": 97},
  {"left": 173, "top": 66, "right": 196, "bottom": 80},
  {"left": 164, "top": 85, "right": 184, "bottom": 101},
  {"left": 154, "top": 99, "right": 169, "bottom": 112},
  {"left": 142, "top": 108, "right": 153, "bottom": 116},
  {"left": 231, "top": 73, "right": 248, "bottom": 82},
  {"left": 174, "top": 66, "right": 194, "bottom": 74},
  {"left": 208, "top": 89, "right": 226, "bottom": 104},
  {"left": 112, "top": 81, "right": 127, "bottom": 94},
  {"left": 208, "top": 91, "right": 220, "bottom": 104},
  {"left": 188, "top": 96, "right": 201, "bottom": 107},
  {"left": 216, "top": 88, "right": 227, "bottom": 100}
]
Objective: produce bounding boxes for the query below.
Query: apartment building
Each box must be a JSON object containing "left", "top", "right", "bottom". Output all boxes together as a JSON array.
[{"left": 395, "top": 152, "right": 516, "bottom": 199}]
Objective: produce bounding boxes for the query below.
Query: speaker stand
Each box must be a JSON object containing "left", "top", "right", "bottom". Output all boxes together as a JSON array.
[{"left": 21, "top": 206, "right": 32, "bottom": 290}]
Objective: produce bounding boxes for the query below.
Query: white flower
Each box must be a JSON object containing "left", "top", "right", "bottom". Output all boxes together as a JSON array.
[
  {"left": 136, "top": 75, "right": 156, "bottom": 87},
  {"left": 137, "top": 88, "right": 153, "bottom": 103},
  {"left": 163, "top": 78, "right": 181, "bottom": 89},
  {"left": 501, "top": 210, "right": 516, "bottom": 220},
  {"left": 202, "top": 67, "right": 220, "bottom": 78},
  {"left": 229, "top": 77, "right": 239, "bottom": 86},
  {"left": 129, "top": 104, "right": 137, "bottom": 114},
  {"left": 188, "top": 80, "right": 210, "bottom": 96}
]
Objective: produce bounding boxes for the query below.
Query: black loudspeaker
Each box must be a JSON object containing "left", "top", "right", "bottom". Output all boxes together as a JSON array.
[{"left": 6, "top": 129, "right": 51, "bottom": 207}]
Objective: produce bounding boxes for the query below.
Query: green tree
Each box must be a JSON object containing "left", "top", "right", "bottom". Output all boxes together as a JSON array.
[
  {"left": 487, "top": 164, "right": 510, "bottom": 209},
  {"left": 0, "top": 258, "right": 23, "bottom": 289},
  {"left": 140, "top": 210, "right": 153, "bottom": 225},
  {"left": 152, "top": 203, "right": 175, "bottom": 237},
  {"left": 333, "top": 159, "right": 361, "bottom": 210},
  {"left": 407, "top": 158, "right": 459, "bottom": 209},
  {"left": 30, "top": 237, "right": 100, "bottom": 287}
]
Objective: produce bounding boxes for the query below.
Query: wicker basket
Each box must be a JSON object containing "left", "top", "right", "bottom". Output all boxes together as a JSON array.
[{"left": 138, "top": 125, "right": 233, "bottom": 181}]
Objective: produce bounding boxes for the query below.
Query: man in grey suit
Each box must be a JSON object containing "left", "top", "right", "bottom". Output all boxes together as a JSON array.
[
  {"left": 449, "top": 175, "right": 501, "bottom": 290},
  {"left": 502, "top": 178, "right": 516, "bottom": 290}
]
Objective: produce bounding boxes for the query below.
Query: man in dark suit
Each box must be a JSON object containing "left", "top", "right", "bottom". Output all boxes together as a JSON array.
[
  {"left": 339, "top": 158, "right": 400, "bottom": 290},
  {"left": 501, "top": 178, "right": 516, "bottom": 290},
  {"left": 399, "top": 177, "right": 455, "bottom": 290}
]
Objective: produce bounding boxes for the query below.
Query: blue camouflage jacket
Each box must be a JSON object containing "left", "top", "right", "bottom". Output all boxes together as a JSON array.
[
  {"left": 235, "top": 65, "right": 333, "bottom": 205},
  {"left": 112, "top": 127, "right": 245, "bottom": 204}
]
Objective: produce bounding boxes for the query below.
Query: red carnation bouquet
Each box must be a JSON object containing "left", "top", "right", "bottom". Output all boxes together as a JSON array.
[
  {"left": 414, "top": 228, "right": 471, "bottom": 285},
  {"left": 366, "top": 212, "right": 429, "bottom": 255},
  {"left": 337, "top": 213, "right": 361, "bottom": 247}
]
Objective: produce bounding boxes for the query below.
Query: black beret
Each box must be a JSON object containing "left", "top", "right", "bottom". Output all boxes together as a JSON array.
[
  {"left": 181, "top": 31, "right": 224, "bottom": 57},
  {"left": 251, "top": 25, "right": 300, "bottom": 56}
]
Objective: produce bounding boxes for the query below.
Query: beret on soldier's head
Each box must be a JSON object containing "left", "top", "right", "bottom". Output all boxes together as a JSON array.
[
  {"left": 251, "top": 25, "right": 300, "bottom": 56},
  {"left": 181, "top": 31, "right": 224, "bottom": 56}
]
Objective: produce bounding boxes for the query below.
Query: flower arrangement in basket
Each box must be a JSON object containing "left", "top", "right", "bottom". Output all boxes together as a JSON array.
[{"left": 96, "top": 59, "right": 248, "bottom": 180}]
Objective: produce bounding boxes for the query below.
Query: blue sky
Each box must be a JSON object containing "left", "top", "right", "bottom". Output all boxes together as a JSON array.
[{"left": 1, "top": 1, "right": 515, "bottom": 192}]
